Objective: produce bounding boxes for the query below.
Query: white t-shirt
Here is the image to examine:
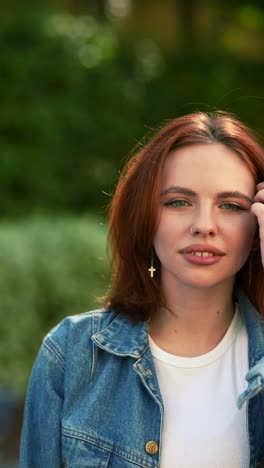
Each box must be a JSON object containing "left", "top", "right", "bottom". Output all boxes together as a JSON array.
[{"left": 149, "top": 306, "right": 249, "bottom": 467}]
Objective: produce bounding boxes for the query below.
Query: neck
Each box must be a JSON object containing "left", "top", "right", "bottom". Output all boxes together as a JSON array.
[{"left": 149, "top": 279, "right": 236, "bottom": 357}]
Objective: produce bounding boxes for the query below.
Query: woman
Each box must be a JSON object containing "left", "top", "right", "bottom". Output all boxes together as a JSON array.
[{"left": 20, "top": 111, "right": 264, "bottom": 467}]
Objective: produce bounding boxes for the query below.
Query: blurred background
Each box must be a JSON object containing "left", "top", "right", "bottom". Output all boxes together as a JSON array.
[{"left": 1, "top": 0, "right": 264, "bottom": 465}]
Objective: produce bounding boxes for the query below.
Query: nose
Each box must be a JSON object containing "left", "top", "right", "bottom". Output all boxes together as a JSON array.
[{"left": 190, "top": 206, "right": 217, "bottom": 237}]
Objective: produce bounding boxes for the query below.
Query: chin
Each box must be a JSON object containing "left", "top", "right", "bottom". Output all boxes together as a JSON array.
[{"left": 180, "top": 274, "right": 234, "bottom": 290}]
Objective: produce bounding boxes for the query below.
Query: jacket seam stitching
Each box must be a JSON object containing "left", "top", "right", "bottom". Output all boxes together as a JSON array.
[
  {"left": 89, "top": 315, "right": 99, "bottom": 383},
  {"left": 62, "top": 430, "right": 152, "bottom": 467},
  {"left": 43, "top": 340, "right": 65, "bottom": 370}
]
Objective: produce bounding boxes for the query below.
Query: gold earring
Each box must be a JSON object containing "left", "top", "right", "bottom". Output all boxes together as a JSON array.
[{"left": 148, "top": 252, "right": 156, "bottom": 278}]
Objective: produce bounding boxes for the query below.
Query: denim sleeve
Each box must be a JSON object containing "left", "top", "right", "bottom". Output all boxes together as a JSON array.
[{"left": 19, "top": 338, "right": 65, "bottom": 468}]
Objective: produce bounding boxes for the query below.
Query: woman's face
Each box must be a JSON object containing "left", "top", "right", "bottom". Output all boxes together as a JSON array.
[{"left": 154, "top": 143, "right": 257, "bottom": 292}]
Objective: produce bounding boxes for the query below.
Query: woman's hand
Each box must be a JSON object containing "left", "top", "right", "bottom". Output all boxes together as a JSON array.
[{"left": 251, "top": 182, "right": 264, "bottom": 267}]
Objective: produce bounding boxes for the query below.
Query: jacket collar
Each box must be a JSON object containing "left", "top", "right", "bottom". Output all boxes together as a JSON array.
[
  {"left": 92, "top": 313, "right": 149, "bottom": 358},
  {"left": 235, "top": 286, "right": 264, "bottom": 366},
  {"left": 92, "top": 287, "right": 264, "bottom": 364}
]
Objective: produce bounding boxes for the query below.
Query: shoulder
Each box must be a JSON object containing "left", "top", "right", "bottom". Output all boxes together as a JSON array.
[{"left": 42, "top": 309, "right": 118, "bottom": 367}]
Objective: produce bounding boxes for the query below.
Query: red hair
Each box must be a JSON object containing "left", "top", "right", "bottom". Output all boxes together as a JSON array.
[{"left": 105, "top": 111, "right": 264, "bottom": 321}]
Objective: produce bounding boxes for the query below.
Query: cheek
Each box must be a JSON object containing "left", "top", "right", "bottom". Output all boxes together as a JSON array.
[
  {"left": 241, "top": 215, "right": 258, "bottom": 243},
  {"left": 227, "top": 217, "right": 257, "bottom": 253},
  {"left": 153, "top": 226, "right": 168, "bottom": 251},
  {"left": 153, "top": 218, "right": 176, "bottom": 253}
]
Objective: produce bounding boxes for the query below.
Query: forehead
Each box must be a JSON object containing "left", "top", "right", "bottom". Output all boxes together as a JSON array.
[{"left": 161, "top": 143, "right": 255, "bottom": 194}]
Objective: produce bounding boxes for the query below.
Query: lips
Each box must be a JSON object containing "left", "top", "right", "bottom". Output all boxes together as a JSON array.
[
  {"left": 179, "top": 244, "right": 225, "bottom": 265},
  {"left": 180, "top": 244, "right": 225, "bottom": 256}
]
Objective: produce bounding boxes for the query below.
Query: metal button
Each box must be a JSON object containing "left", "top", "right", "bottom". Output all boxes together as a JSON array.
[
  {"left": 146, "top": 368, "right": 152, "bottom": 376},
  {"left": 145, "top": 440, "right": 159, "bottom": 455}
]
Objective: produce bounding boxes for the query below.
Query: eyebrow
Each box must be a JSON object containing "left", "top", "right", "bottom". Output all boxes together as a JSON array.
[
  {"left": 160, "top": 186, "right": 253, "bottom": 204},
  {"left": 217, "top": 191, "right": 253, "bottom": 204}
]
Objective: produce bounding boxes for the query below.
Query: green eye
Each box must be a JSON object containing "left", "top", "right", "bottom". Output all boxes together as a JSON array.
[
  {"left": 165, "top": 199, "right": 189, "bottom": 208},
  {"left": 221, "top": 203, "right": 242, "bottom": 211}
]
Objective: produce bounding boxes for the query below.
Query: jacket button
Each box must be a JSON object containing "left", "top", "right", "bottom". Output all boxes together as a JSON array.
[{"left": 145, "top": 440, "right": 159, "bottom": 455}]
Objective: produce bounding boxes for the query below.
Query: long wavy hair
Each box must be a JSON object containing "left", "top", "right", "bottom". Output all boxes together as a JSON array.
[{"left": 105, "top": 111, "right": 264, "bottom": 321}]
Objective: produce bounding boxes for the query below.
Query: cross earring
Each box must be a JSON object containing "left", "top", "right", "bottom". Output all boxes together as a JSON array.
[{"left": 148, "top": 253, "right": 156, "bottom": 278}]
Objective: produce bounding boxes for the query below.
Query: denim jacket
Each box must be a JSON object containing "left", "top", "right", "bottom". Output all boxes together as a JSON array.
[{"left": 20, "top": 288, "right": 264, "bottom": 468}]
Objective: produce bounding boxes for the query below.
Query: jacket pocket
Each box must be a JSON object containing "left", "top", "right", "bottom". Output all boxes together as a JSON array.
[
  {"left": 62, "top": 433, "right": 152, "bottom": 467},
  {"left": 62, "top": 434, "right": 111, "bottom": 467}
]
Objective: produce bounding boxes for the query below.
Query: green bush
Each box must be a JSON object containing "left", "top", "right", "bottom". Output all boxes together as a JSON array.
[
  {"left": 0, "top": 215, "right": 109, "bottom": 397},
  {"left": 2, "top": 3, "right": 264, "bottom": 217}
]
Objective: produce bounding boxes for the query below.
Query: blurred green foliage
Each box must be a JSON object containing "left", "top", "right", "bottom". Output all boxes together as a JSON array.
[
  {"left": 0, "top": 215, "right": 108, "bottom": 396},
  {"left": 1, "top": 0, "right": 264, "bottom": 216},
  {"left": 1, "top": 0, "right": 264, "bottom": 398}
]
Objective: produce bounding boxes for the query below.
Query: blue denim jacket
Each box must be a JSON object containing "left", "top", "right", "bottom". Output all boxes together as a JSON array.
[{"left": 20, "top": 288, "right": 264, "bottom": 468}]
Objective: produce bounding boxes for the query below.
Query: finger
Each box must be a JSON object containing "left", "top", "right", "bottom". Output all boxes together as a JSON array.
[
  {"left": 257, "top": 182, "right": 264, "bottom": 189},
  {"left": 254, "top": 188, "right": 264, "bottom": 203},
  {"left": 251, "top": 201, "right": 264, "bottom": 220}
]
